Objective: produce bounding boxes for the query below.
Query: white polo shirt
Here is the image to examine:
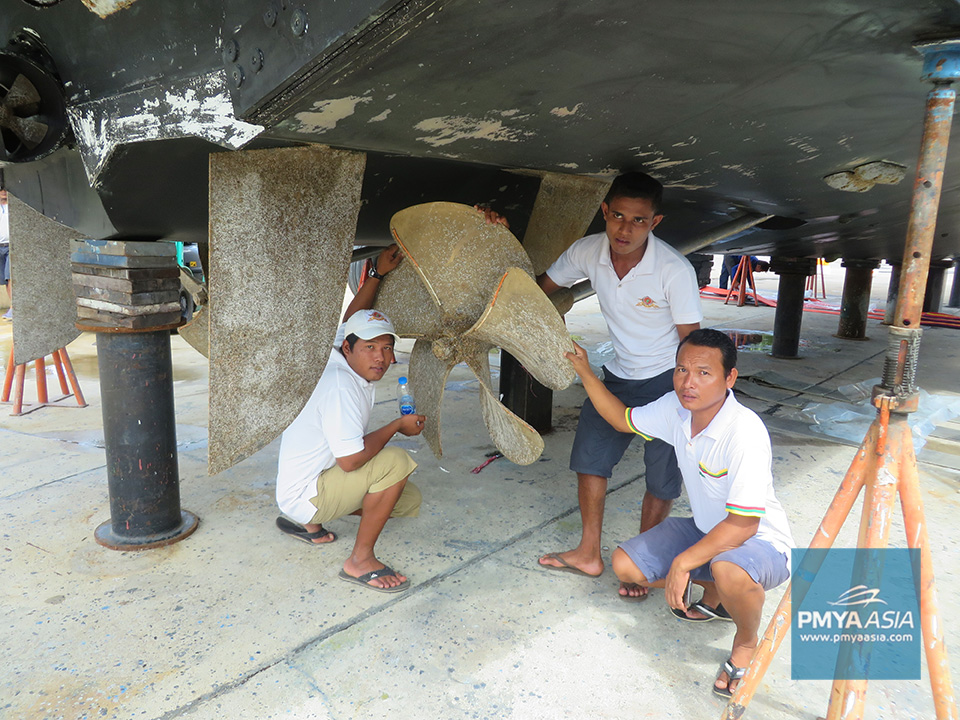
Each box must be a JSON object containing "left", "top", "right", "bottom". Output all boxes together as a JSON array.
[
  {"left": 626, "top": 391, "right": 794, "bottom": 555},
  {"left": 0, "top": 202, "right": 9, "bottom": 245},
  {"left": 546, "top": 232, "right": 702, "bottom": 380},
  {"left": 276, "top": 348, "right": 375, "bottom": 523}
]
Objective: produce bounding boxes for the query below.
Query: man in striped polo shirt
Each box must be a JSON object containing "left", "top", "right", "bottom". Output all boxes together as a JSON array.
[{"left": 565, "top": 328, "right": 793, "bottom": 698}]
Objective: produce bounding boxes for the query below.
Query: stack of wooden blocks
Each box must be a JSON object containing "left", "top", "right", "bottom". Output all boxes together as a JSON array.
[{"left": 71, "top": 239, "right": 182, "bottom": 329}]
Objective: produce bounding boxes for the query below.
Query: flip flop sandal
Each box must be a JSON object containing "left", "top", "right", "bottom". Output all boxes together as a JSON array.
[
  {"left": 276, "top": 516, "right": 337, "bottom": 545},
  {"left": 338, "top": 566, "right": 410, "bottom": 593},
  {"left": 537, "top": 553, "right": 603, "bottom": 578},
  {"left": 692, "top": 600, "right": 732, "bottom": 621},
  {"left": 671, "top": 600, "right": 731, "bottom": 622},
  {"left": 713, "top": 658, "right": 747, "bottom": 699}
]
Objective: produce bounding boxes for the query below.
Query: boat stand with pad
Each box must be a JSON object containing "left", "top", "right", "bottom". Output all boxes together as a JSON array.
[{"left": 722, "top": 38, "right": 959, "bottom": 720}]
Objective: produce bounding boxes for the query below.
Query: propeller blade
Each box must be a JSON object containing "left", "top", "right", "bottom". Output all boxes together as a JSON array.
[
  {"left": 464, "top": 347, "right": 544, "bottom": 465},
  {"left": 549, "top": 286, "right": 575, "bottom": 316},
  {"left": 7, "top": 114, "right": 47, "bottom": 149},
  {"left": 178, "top": 305, "right": 209, "bottom": 358},
  {"left": 373, "top": 260, "right": 444, "bottom": 339},
  {"left": 389, "top": 202, "right": 534, "bottom": 332},
  {"left": 463, "top": 267, "right": 575, "bottom": 391},
  {"left": 408, "top": 338, "right": 454, "bottom": 459},
  {"left": 5, "top": 74, "right": 41, "bottom": 109}
]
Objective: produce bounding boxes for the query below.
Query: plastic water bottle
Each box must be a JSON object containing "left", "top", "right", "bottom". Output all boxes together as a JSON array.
[{"left": 398, "top": 377, "right": 415, "bottom": 415}]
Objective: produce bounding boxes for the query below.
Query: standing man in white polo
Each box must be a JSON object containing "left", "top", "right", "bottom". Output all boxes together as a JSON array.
[
  {"left": 275, "top": 246, "right": 426, "bottom": 593},
  {"left": 535, "top": 172, "right": 703, "bottom": 599}
]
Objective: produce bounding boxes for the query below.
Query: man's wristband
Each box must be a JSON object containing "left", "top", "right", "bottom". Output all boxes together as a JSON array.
[{"left": 367, "top": 266, "right": 384, "bottom": 280}]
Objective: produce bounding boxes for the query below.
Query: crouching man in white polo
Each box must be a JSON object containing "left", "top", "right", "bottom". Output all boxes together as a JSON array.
[
  {"left": 565, "top": 328, "right": 794, "bottom": 697},
  {"left": 275, "top": 246, "right": 425, "bottom": 593}
]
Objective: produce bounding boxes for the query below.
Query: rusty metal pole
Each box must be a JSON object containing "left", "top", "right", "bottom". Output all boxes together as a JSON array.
[
  {"left": 878, "top": 39, "right": 960, "bottom": 720},
  {"left": 894, "top": 52, "right": 957, "bottom": 329}
]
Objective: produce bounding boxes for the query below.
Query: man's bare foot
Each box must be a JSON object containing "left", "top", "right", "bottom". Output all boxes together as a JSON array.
[
  {"left": 619, "top": 582, "right": 649, "bottom": 600},
  {"left": 343, "top": 556, "right": 407, "bottom": 590},
  {"left": 538, "top": 550, "right": 603, "bottom": 577},
  {"left": 681, "top": 604, "right": 709, "bottom": 620},
  {"left": 714, "top": 642, "right": 756, "bottom": 696},
  {"left": 303, "top": 523, "right": 336, "bottom": 544}
]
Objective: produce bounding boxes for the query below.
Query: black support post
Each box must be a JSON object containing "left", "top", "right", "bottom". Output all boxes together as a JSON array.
[
  {"left": 883, "top": 261, "right": 902, "bottom": 325},
  {"left": 835, "top": 258, "right": 880, "bottom": 340},
  {"left": 499, "top": 351, "right": 553, "bottom": 433},
  {"left": 770, "top": 257, "right": 817, "bottom": 358},
  {"left": 94, "top": 331, "right": 198, "bottom": 549},
  {"left": 923, "top": 259, "right": 952, "bottom": 313},
  {"left": 949, "top": 257, "right": 960, "bottom": 308},
  {"left": 71, "top": 238, "right": 198, "bottom": 551}
]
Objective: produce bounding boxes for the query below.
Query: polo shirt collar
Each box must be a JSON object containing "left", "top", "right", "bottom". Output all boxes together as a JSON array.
[
  {"left": 700, "top": 390, "right": 739, "bottom": 440},
  {"left": 598, "top": 232, "right": 662, "bottom": 278},
  {"left": 328, "top": 346, "right": 372, "bottom": 387},
  {"left": 633, "top": 232, "right": 660, "bottom": 277},
  {"left": 676, "top": 389, "right": 739, "bottom": 442}
]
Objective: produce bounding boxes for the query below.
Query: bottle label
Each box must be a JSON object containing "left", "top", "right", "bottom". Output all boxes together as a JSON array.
[{"left": 400, "top": 403, "right": 415, "bottom": 415}]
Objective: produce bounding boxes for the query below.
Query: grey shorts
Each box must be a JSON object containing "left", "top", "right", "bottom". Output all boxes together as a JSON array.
[
  {"left": 0, "top": 245, "right": 9, "bottom": 284},
  {"left": 619, "top": 516, "right": 790, "bottom": 591},
  {"left": 569, "top": 366, "right": 682, "bottom": 499}
]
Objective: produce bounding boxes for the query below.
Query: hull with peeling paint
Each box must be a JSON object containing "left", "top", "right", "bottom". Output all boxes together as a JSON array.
[{"left": 1, "top": 0, "right": 960, "bottom": 262}]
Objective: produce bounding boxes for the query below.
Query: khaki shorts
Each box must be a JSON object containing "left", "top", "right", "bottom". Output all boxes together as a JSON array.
[{"left": 308, "top": 446, "right": 420, "bottom": 525}]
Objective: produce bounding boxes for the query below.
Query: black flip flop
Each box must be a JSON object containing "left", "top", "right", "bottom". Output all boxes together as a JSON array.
[
  {"left": 671, "top": 600, "right": 732, "bottom": 622},
  {"left": 338, "top": 566, "right": 410, "bottom": 593},
  {"left": 537, "top": 553, "right": 603, "bottom": 578},
  {"left": 276, "top": 516, "right": 337, "bottom": 545},
  {"left": 713, "top": 657, "right": 746, "bottom": 698}
]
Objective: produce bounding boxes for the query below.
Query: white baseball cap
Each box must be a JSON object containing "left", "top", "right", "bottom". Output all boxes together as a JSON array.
[{"left": 342, "top": 309, "right": 400, "bottom": 344}]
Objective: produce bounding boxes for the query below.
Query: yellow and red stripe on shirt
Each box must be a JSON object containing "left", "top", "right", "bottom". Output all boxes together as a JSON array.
[
  {"left": 725, "top": 502, "right": 766, "bottom": 517},
  {"left": 625, "top": 408, "right": 654, "bottom": 440},
  {"left": 698, "top": 462, "right": 728, "bottom": 479}
]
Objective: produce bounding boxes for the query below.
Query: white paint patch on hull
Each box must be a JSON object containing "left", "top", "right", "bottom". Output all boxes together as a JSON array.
[
  {"left": 414, "top": 115, "right": 534, "bottom": 148},
  {"left": 68, "top": 70, "right": 264, "bottom": 186},
  {"left": 81, "top": 0, "right": 139, "bottom": 18},
  {"left": 288, "top": 96, "right": 373, "bottom": 133}
]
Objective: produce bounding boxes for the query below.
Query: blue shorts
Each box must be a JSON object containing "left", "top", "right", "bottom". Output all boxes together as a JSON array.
[
  {"left": 619, "top": 517, "right": 790, "bottom": 591},
  {"left": 0, "top": 245, "right": 9, "bottom": 284},
  {"left": 569, "top": 366, "right": 682, "bottom": 500}
]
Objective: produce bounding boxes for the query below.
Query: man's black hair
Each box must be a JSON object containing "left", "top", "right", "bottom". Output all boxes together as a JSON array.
[
  {"left": 342, "top": 333, "right": 359, "bottom": 352},
  {"left": 677, "top": 328, "right": 737, "bottom": 376},
  {"left": 604, "top": 172, "right": 664, "bottom": 215}
]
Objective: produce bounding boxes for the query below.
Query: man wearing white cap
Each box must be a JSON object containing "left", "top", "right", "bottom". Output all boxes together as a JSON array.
[{"left": 275, "top": 246, "right": 426, "bottom": 593}]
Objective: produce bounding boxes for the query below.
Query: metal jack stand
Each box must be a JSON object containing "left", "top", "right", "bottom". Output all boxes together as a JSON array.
[
  {"left": 724, "top": 255, "right": 759, "bottom": 307},
  {"left": 2, "top": 345, "right": 86, "bottom": 415},
  {"left": 722, "top": 39, "right": 960, "bottom": 720}
]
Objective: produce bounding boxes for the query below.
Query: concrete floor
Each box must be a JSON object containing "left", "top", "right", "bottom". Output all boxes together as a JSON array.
[{"left": 1, "top": 260, "right": 958, "bottom": 720}]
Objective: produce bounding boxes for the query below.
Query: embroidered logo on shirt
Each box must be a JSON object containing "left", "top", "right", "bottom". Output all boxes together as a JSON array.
[{"left": 636, "top": 296, "right": 660, "bottom": 309}]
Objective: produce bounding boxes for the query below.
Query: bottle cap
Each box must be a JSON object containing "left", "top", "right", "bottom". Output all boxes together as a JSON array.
[{"left": 398, "top": 376, "right": 407, "bottom": 384}]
